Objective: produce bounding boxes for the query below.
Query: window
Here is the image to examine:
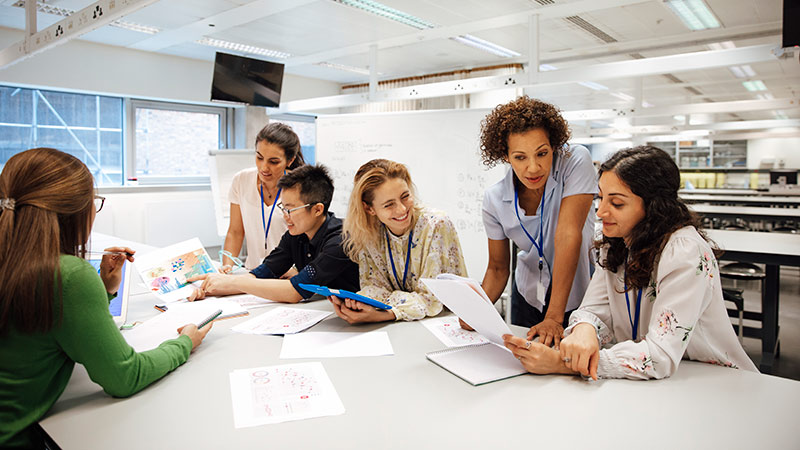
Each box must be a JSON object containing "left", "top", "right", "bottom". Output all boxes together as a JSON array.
[
  {"left": 131, "top": 100, "right": 228, "bottom": 182},
  {"left": 270, "top": 114, "right": 316, "bottom": 164},
  {"left": 0, "top": 85, "right": 124, "bottom": 185}
]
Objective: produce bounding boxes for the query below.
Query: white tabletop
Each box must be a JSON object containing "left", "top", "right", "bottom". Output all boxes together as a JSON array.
[
  {"left": 690, "top": 204, "right": 800, "bottom": 218},
  {"left": 40, "top": 293, "right": 800, "bottom": 449},
  {"left": 706, "top": 229, "right": 800, "bottom": 257},
  {"left": 680, "top": 194, "right": 800, "bottom": 204}
]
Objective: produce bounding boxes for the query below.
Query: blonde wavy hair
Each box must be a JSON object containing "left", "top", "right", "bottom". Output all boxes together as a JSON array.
[{"left": 342, "top": 159, "right": 420, "bottom": 260}]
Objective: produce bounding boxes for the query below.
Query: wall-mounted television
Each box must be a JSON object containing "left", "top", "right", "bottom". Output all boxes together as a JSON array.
[
  {"left": 784, "top": 0, "right": 800, "bottom": 48},
  {"left": 211, "top": 52, "right": 284, "bottom": 108}
]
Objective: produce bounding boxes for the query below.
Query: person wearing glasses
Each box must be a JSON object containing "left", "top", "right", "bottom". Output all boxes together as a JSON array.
[
  {"left": 330, "top": 159, "right": 467, "bottom": 324},
  {"left": 221, "top": 122, "right": 305, "bottom": 273},
  {"left": 0, "top": 148, "right": 213, "bottom": 449},
  {"left": 502, "top": 146, "right": 757, "bottom": 379},
  {"left": 188, "top": 164, "right": 359, "bottom": 303},
  {"left": 469, "top": 96, "right": 597, "bottom": 348}
]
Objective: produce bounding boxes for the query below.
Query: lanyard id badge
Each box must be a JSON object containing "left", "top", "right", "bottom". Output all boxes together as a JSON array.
[
  {"left": 386, "top": 228, "right": 414, "bottom": 291},
  {"left": 513, "top": 187, "right": 548, "bottom": 301},
  {"left": 624, "top": 277, "right": 643, "bottom": 341},
  {"left": 260, "top": 185, "right": 282, "bottom": 250}
]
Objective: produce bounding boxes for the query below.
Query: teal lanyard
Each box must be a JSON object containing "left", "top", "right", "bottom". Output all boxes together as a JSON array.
[
  {"left": 260, "top": 185, "right": 282, "bottom": 250},
  {"left": 386, "top": 228, "right": 414, "bottom": 291}
]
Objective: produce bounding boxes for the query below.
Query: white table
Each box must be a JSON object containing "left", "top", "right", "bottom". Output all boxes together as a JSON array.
[
  {"left": 680, "top": 194, "right": 800, "bottom": 206},
  {"left": 707, "top": 229, "right": 800, "bottom": 373},
  {"left": 40, "top": 293, "right": 800, "bottom": 449},
  {"left": 690, "top": 204, "right": 800, "bottom": 220}
]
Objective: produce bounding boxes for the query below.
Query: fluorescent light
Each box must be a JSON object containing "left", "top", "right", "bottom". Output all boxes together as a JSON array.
[
  {"left": 742, "top": 80, "right": 767, "bottom": 91},
  {"left": 774, "top": 111, "right": 789, "bottom": 120},
  {"left": 611, "top": 92, "right": 635, "bottom": 102},
  {"left": 538, "top": 64, "right": 558, "bottom": 71},
  {"left": 331, "top": 0, "right": 435, "bottom": 29},
  {"left": 315, "top": 62, "right": 373, "bottom": 75},
  {"left": 756, "top": 93, "right": 774, "bottom": 100},
  {"left": 740, "top": 65, "right": 756, "bottom": 77},
  {"left": 578, "top": 81, "right": 609, "bottom": 91},
  {"left": 666, "top": 0, "right": 721, "bottom": 31},
  {"left": 112, "top": 21, "right": 160, "bottom": 35},
  {"left": 728, "top": 64, "right": 757, "bottom": 79},
  {"left": 197, "top": 38, "right": 291, "bottom": 59},
  {"left": 451, "top": 35, "right": 520, "bottom": 58},
  {"left": 707, "top": 41, "right": 735, "bottom": 51},
  {"left": 642, "top": 100, "right": 654, "bottom": 108},
  {"left": 12, "top": 1, "right": 160, "bottom": 34},
  {"left": 673, "top": 114, "right": 687, "bottom": 122}
]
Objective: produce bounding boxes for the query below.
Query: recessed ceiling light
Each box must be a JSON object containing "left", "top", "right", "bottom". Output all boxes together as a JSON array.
[
  {"left": 197, "top": 38, "right": 291, "bottom": 59},
  {"left": 315, "top": 62, "right": 375, "bottom": 75},
  {"left": 742, "top": 80, "right": 767, "bottom": 91},
  {"left": 665, "top": 0, "right": 721, "bottom": 31}
]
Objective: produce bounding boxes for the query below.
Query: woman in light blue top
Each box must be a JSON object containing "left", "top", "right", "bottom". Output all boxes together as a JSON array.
[{"left": 476, "top": 96, "right": 597, "bottom": 347}]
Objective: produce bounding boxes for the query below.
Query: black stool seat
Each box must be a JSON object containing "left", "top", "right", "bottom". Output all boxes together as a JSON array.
[{"left": 719, "top": 262, "right": 765, "bottom": 280}]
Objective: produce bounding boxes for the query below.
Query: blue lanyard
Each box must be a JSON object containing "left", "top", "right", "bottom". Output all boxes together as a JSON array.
[
  {"left": 624, "top": 279, "right": 643, "bottom": 341},
  {"left": 386, "top": 227, "right": 414, "bottom": 291},
  {"left": 260, "top": 185, "right": 282, "bottom": 250},
  {"left": 513, "top": 187, "right": 546, "bottom": 271}
]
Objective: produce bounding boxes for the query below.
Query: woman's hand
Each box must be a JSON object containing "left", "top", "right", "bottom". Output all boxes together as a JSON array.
[
  {"left": 526, "top": 317, "right": 564, "bottom": 348},
  {"left": 177, "top": 322, "right": 213, "bottom": 352},
  {"left": 99, "top": 246, "right": 135, "bottom": 294},
  {"left": 219, "top": 265, "right": 233, "bottom": 274},
  {"left": 458, "top": 318, "right": 474, "bottom": 331},
  {"left": 185, "top": 273, "right": 238, "bottom": 301},
  {"left": 502, "top": 334, "right": 575, "bottom": 375},
  {"left": 328, "top": 295, "right": 395, "bottom": 324},
  {"left": 559, "top": 322, "right": 600, "bottom": 380}
]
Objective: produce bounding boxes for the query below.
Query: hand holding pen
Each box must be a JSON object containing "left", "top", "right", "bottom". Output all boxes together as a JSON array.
[
  {"left": 176, "top": 309, "right": 220, "bottom": 352},
  {"left": 92, "top": 247, "right": 135, "bottom": 295}
]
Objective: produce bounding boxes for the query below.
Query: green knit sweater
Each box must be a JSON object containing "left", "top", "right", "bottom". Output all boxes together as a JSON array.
[{"left": 0, "top": 255, "right": 192, "bottom": 448}]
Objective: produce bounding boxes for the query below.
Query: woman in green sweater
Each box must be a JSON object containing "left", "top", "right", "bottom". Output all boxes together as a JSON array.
[{"left": 0, "top": 148, "right": 212, "bottom": 449}]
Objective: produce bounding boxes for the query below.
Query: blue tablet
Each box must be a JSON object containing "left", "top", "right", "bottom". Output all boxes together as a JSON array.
[{"left": 299, "top": 283, "right": 392, "bottom": 310}]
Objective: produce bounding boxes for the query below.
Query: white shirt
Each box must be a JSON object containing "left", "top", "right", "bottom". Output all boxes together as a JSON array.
[
  {"left": 482, "top": 145, "right": 598, "bottom": 311},
  {"left": 565, "top": 226, "right": 758, "bottom": 379},
  {"left": 228, "top": 168, "right": 288, "bottom": 269}
]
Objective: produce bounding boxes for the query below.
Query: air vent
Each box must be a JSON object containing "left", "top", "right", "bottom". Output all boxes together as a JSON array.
[{"left": 564, "top": 16, "right": 617, "bottom": 43}]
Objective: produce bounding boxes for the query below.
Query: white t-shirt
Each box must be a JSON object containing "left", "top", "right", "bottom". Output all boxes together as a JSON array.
[
  {"left": 482, "top": 144, "right": 598, "bottom": 312},
  {"left": 228, "top": 167, "right": 288, "bottom": 269}
]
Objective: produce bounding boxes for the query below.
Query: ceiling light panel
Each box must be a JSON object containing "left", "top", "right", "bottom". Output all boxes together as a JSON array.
[{"left": 665, "top": 0, "right": 721, "bottom": 31}]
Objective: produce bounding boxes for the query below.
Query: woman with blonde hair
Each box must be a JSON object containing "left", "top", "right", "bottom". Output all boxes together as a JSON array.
[
  {"left": 331, "top": 159, "right": 467, "bottom": 324},
  {"left": 0, "top": 148, "right": 212, "bottom": 448}
]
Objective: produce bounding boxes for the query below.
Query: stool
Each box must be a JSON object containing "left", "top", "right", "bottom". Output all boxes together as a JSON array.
[
  {"left": 722, "top": 287, "right": 745, "bottom": 344},
  {"left": 719, "top": 261, "right": 765, "bottom": 291}
]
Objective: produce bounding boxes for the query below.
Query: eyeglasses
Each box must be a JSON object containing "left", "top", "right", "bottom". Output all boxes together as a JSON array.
[
  {"left": 277, "top": 202, "right": 311, "bottom": 216},
  {"left": 219, "top": 250, "right": 244, "bottom": 270},
  {"left": 94, "top": 195, "right": 105, "bottom": 213}
]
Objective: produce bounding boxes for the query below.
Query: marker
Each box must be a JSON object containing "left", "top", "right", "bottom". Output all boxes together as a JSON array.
[
  {"left": 196, "top": 309, "right": 223, "bottom": 329},
  {"left": 88, "top": 250, "right": 134, "bottom": 257}
]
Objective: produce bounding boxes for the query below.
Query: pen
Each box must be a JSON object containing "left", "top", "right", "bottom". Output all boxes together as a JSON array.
[
  {"left": 88, "top": 250, "right": 134, "bottom": 257},
  {"left": 196, "top": 309, "right": 223, "bottom": 329}
]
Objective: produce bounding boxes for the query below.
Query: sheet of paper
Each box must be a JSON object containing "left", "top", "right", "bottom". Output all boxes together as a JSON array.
[
  {"left": 421, "top": 316, "right": 491, "bottom": 348},
  {"left": 231, "top": 307, "right": 331, "bottom": 335},
  {"left": 280, "top": 331, "right": 394, "bottom": 359},
  {"left": 163, "top": 296, "right": 248, "bottom": 320},
  {"left": 134, "top": 238, "right": 218, "bottom": 303},
  {"left": 421, "top": 277, "right": 512, "bottom": 346},
  {"left": 121, "top": 303, "right": 221, "bottom": 352},
  {"left": 229, "top": 362, "right": 345, "bottom": 428},
  {"left": 227, "top": 294, "right": 279, "bottom": 309}
]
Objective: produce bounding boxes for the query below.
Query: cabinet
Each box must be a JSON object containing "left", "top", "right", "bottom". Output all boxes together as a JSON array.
[{"left": 648, "top": 140, "right": 746, "bottom": 169}]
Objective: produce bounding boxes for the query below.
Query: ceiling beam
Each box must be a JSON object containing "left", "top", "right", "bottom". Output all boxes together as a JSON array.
[
  {"left": 284, "top": 0, "right": 650, "bottom": 67},
  {"left": 129, "top": 0, "right": 317, "bottom": 52},
  {"left": 0, "top": 0, "right": 159, "bottom": 70}
]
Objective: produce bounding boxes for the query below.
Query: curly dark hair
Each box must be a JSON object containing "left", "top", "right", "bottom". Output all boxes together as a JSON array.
[
  {"left": 595, "top": 145, "right": 710, "bottom": 291},
  {"left": 479, "top": 96, "right": 571, "bottom": 168}
]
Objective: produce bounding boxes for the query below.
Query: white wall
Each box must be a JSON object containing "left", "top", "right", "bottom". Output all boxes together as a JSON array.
[{"left": 746, "top": 137, "right": 800, "bottom": 170}]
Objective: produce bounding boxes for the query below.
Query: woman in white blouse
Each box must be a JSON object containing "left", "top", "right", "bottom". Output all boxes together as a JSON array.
[
  {"left": 503, "top": 146, "right": 757, "bottom": 380},
  {"left": 330, "top": 159, "right": 468, "bottom": 324},
  {"left": 222, "top": 123, "right": 304, "bottom": 272}
]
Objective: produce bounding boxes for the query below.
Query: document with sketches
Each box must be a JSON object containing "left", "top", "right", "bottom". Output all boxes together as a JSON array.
[
  {"left": 280, "top": 331, "right": 394, "bottom": 359},
  {"left": 161, "top": 296, "right": 249, "bottom": 320},
  {"left": 134, "top": 238, "right": 218, "bottom": 303},
  {"left": 421, "top": 275, "right": 511, "bottom": 346},
  {"left": 122, "top": 303, "right": 221, "bottom": 352},
  {"left": 231, "top": 307, "right": 331, "bottom": 335},
  {"left": 426, "top": 342, "right": 526, "bottom": 386},
  {"left": 421, "top": 316, "right": 491, "bottom": 348},
  {"left": 229, "top": 362, "right": 345, "bottom": 428}
]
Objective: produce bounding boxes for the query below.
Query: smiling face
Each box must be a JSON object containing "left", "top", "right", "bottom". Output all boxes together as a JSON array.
[
  {"left": 280, "top": 186, "right": 323, "bottom": 236},
  {"left": 597, "top": 170, "right": 646, "bottom": 244},
  {"left": 255, "top": 140, "right": 294, "bottom": 188},
  {"left": 364, "top": 177, "right": 414, "bottom": 236},
  {"left": 507, "top": 128, "right": 554, "bottom": 191}
]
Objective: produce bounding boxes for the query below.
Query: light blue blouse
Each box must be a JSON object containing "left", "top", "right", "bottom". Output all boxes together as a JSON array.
[{"left": 482, "top": 144, "right": 598, "bottom": 312}]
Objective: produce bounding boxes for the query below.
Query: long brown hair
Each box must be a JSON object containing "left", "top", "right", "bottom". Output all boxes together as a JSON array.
[
  {"left": 595, "top": 145, "right": 706, "bottom": 290},
  {"left": 342, "top": 159, "right": 420, "bottom": 259},
  {"left": 256, "top": 122, "right": 305, "bottom": 169},
  {"left": 0, "top": 148, "right": 95, "bottom": 335}
]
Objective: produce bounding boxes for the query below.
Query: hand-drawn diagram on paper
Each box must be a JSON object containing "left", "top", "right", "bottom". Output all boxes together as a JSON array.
[
  {"left": 135, "top": 238, "right": 217, "bottom": 302},
  {"left": 421, "top": 316, "right": 491, "bottom": 348}
]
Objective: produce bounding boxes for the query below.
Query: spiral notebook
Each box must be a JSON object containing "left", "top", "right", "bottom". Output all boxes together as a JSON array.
[{"left": 426, "top": 342, "right": 527, "bottom": 386}]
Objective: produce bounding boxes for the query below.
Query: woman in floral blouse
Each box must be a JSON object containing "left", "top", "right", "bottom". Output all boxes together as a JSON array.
[
  {"left": 503, "top": 146, "right": 757, "bottom": 379},
  {"left": 330, "top": 159, "right": 468, "bottom": 324}
]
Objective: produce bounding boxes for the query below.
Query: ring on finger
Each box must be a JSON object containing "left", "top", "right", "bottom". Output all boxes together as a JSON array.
[{"left": 562, "top": 357, "right": 571, "bottom": 363}]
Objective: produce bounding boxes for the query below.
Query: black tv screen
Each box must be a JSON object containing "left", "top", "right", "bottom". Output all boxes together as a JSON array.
[
  {"left": 784, "top": 0, "right": 800, "bottom": 48},
  {"left": 211, "top": 52, "right": 284, "bottom": 107}
]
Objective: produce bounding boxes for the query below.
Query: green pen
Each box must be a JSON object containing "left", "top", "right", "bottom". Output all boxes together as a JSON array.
[{"left": 196, "top": 309, "right": 223, "bottom": 329}]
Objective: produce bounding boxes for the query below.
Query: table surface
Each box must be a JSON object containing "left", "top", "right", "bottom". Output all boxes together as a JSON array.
[
  {"left": 706, "top": 229, "right": 800, "bottom": 258},
  {"left": 690, "top": 204, "right": 800, "bottom": 218},
  {"left": 40, "top": 293, "right": 800, "bottom": 449},
  {"left": 680, "top": 194, "right": 800, "bottom": 204}
]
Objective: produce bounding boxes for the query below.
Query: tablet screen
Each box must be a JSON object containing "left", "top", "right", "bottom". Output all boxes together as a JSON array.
[{"left": 87, "top": 259, "right": 128, "bottom": 318}]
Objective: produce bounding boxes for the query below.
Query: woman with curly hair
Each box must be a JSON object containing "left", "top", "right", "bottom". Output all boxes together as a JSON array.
[
  {"left": 502, "top": 146, "right": 756, "bottom": 379},
  {"left": 473, "top": 96, "right": 597, "bottom": 346}
]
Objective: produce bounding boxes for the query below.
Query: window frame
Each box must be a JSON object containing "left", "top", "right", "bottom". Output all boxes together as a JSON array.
[{"left": 128, "top": 99, "right": 230, "bottom": 184}]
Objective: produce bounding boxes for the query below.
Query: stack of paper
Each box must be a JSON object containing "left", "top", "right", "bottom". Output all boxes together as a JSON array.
[
  {"left": 122, "top": 303, "right": 221, "bottom": 352},
  {"left": 231, "top": 307, "right": 331, "bottom": 335}
]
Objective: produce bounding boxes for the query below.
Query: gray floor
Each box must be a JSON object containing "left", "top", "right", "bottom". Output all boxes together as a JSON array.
[{"left": 728, "top": 269, "right": 800, "bottom": 381}]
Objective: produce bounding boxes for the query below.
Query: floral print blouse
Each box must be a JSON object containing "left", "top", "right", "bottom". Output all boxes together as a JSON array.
[
  {"left": 564, "top": 226, "right": 758, "bottom": 379},
  {"left": 356, "top": 207, "right": 468, "bottom": 321}
]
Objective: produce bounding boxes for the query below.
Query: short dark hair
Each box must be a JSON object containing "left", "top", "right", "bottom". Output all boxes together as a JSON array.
[
  {"left": 277, "top": 164, "right": 334, "bottom": 213},
  {"left": 479, "top": 96, "right": 571, "bottom": 168}
]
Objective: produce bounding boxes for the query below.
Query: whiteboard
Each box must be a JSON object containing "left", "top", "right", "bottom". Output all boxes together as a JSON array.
[
  {"left": 316, "top": 108, "right": 505, "bottom": 279},
  {"left": 208, "top": 149, "right": 254, "bottom": 237}
]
